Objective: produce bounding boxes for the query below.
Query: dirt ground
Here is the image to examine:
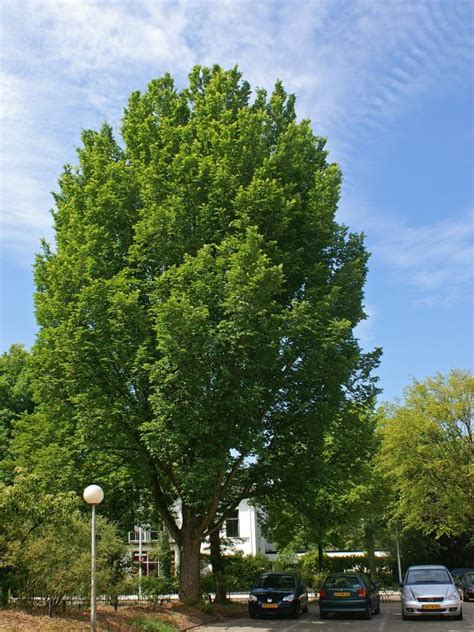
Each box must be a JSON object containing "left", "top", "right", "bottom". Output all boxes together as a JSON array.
[{"left": 0, "top": 602, "right": 247, "bottom": 631}]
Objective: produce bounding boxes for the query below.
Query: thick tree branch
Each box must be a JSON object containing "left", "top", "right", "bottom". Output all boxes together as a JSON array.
[{"left": 149, "top": 470, "right": 181, "bottom": 546}]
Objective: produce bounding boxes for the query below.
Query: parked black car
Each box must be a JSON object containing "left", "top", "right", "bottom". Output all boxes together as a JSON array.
[
  {"left": 319, "top": 572, "right": 380, "bottom": 620},
  {"left": 248, "top": 572, "right": 308, "bottom": 619},
  {"left": 461, "top": 573, "right": 474, "bottom": 602}
]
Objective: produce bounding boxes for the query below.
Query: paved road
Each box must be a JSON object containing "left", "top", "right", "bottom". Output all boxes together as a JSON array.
[{"left": 198, "top": 602, "right": 474, "bottom": 632}]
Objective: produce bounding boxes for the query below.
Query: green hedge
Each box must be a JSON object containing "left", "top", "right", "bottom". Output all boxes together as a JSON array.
[
  {"left": 201, "top": 552, "right": 272, "bottom": 593},
  {"left": 299, "top": 551, "right": 396, "bottom": 588},
  {"left": 200, "top": 551, "right": 397, "bottom": 595}
]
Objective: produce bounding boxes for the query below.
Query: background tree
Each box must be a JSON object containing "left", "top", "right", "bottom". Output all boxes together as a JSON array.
[
  {"left": 0, "top": 345, "right": 34, "bottom": 483},
  {"left": 377, "top": 369, "right": 473, "bottom": 541},
  {"left": 260, "top": 406, "right": 379, "bottom": 570},
  {"left": 22, "top": 65, "right": 379, "bottom": 602}
]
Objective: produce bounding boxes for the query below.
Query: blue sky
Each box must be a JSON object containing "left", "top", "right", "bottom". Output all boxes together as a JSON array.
[{"left": 0, "top": 0, "right": 472, "bottom": 402}]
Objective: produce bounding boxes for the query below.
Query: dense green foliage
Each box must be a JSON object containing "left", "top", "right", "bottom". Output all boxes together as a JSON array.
[
  {"left": 0, "top": 473, "right": 129, "bottom": 609},
  {"left": 377, "top": 369, "right": 473, "bottom": 540},
  {"left": 298, "top": 550, "right": 395, "bottom": 588},
  {"left": 202, "top": 552, "right": 272, "bottom": 593},
  {"left": 0, "top": 345, "right": 34, "bottom": 482},
  {"left": 13, "top": 65, "right": 378, "bottom": 601},
  {"left": 259, "top": 407, "right": 380, "bottom": 557}
]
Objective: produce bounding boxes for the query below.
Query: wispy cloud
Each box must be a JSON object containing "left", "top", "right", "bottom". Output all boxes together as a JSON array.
[{"left": 354, "top": 204, "right": 474, "bottom": 306}]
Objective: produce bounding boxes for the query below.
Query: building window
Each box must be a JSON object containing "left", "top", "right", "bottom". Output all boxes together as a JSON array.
[{"left": 226, "top": 509, "right": 239, "bottom": 538}]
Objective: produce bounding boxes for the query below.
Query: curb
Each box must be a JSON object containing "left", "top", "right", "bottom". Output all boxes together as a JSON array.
[{"left": 183, "top": 617, "right": 220, "bottom": 630}]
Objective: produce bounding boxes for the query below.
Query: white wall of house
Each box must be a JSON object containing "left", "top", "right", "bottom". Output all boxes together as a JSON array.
[{"left": 199, "top": 499, "right": 276, "bottom": 559}]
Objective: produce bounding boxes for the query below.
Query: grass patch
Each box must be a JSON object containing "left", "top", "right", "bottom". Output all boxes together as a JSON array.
[{"left": 131, "top": 617, "right": 177, "bottom": 631}]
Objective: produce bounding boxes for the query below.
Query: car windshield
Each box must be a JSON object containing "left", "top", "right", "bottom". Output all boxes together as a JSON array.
[
  {"left": 464, "top": 574, "right": 474, "bottom": 585},
  {"left": 405, "top": 569, "right": 452, "bottom": 585},
  {"left": 256, "top": 574, "right": 295, "bottom": 590},
  {"left": 324, "top": 576, "right": 361, "bottom": 589}
]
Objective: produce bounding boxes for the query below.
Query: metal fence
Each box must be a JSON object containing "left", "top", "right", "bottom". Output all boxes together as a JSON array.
[{"left": 9, "top": 589, "right": 402, "bottom": 613}]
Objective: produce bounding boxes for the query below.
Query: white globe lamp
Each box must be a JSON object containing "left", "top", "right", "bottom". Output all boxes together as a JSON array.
[{"left": 83, "top": 484, "right": 104, "bottom": 505}]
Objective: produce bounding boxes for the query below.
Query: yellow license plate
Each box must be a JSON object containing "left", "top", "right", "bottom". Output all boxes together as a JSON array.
[
  {"left": 262, "top": 603, "right": 278, "bottom": 608},
  {"left": 422, "top": 604, "right": 441, "bottom": 610},
  {"left": 334, "top": 592, "right": 351, "bottom": 597}
]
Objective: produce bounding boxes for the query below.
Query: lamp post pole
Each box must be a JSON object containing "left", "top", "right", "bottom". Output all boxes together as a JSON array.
[{"left": 84, "top": 485, "right": 104, "bottom": 632}]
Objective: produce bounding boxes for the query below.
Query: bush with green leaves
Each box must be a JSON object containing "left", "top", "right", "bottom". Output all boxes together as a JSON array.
[
  {"left": 222, "top": 553, "right": 272, "bottom": 592},
  {"left": 298, "top": 550, "right": 395, "bottom": 587},
  {"left": 140, "top": 574, "right": 178, "bottom": 601},
  {"left": 0, "top": 473, "right": 129, "bottom": 612}
]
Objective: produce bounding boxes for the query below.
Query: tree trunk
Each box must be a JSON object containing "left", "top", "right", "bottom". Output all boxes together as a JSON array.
[
  {"left": 210, "top": 529, "right": 228, "bottom": 604},
  {"left": 318, "top": 542, "right": 324, "bottom": 571},
  {"left": 364, "top": 526, "right": 376, "bottom": 577},
  {"left": 179, "top": 525, "right": 202, "bottom": 604}
]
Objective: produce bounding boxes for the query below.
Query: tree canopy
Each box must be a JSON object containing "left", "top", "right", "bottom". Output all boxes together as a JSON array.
[
  {"left": 377, "top": 369, "right": 473, "bottom": 541},
  {"left": 18, "top": 65, "right": 379, "bottom": 602}
]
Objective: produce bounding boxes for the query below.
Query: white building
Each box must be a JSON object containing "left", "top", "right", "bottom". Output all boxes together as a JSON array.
[
  {"left": 127, "top": 499, "right": 277, "bottom": 576},
  {"left": 213, "top": 498, "right": 277, "bottom": 559}
]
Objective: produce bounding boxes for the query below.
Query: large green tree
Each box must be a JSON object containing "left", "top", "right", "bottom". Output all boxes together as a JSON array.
[
  {"left": 377, "top": 369, "right": 473, "bottom": 540},
  {"left": 21, "top": 66, "right": 379, "bottom": 602}
]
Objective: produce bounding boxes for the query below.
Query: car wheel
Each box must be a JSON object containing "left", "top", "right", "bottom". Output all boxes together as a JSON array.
[
  {"left": 319, "top": 611, "right": 327, "bottom": 619},
  {"left": 302, "top": 603, "right": 309, "bottom": 614},
  {"left": 463, "top": 593, "right": 469, "bottom": 602},
  {"left": 249, "top": 610, "right": 257, "bottom": 619},
  {"left": 455, "top": 609, "right": 463, "bottom": 621},
  {"left": 402, "top": 612, "right": 411, "bottom": 621},
  {"left": 364, "top": 606, "right": 372, "bottom": 620},
  {"left": 292, "top": 602, "right": 300, "bottom": 619},
  {"left": 374, "top": 600, "right": 381, "bottom": 615}
]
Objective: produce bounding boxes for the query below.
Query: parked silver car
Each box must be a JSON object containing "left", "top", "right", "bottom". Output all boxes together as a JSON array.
[{"left": 401, "top": 565, "right": 462, "bottom": 621}]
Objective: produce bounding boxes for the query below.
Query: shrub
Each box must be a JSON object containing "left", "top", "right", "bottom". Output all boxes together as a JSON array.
[
  {"left": 228, "top": 553, "right": 272, "bottom": 591},
  {"left": 140, "top": 575, "right": 178, "bottom": 600}
]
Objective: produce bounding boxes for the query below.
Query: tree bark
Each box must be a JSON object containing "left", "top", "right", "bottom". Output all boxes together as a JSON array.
[
  {"left": 210, "top": 529, "right": 228, "bottom": 604},
  {"left": 179, "top": 522, "right": 202, "bottom": 604},
  {"left": 318, "top": 542, "right": 324, "bottom": 571},
  {"left": 364, "top": 526, "right": 376, "bottom": 577}
]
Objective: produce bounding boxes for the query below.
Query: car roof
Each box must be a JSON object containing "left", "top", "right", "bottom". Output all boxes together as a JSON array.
[
  {"left": 406, "top": 565, "right": 447, "bottom": 570},
  {"left": 325, "top": 572, "right": 366, "bottom": 576},
  {"left": 261, "top": 572, "right": 296, "bottom": 576}
]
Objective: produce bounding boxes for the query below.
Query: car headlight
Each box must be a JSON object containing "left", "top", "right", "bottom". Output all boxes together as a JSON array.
[
  {"left": 402, "top": 589, "right": 415, "bottom": 600},
  {"left": 446, "top": 590, "right": 460, "bottom": 601},
  {"left": 282, "top": 593, "right": 295, "bottom": 602},
  {"left": 249, "top": 594, "right": 258, "bottom": 602}
]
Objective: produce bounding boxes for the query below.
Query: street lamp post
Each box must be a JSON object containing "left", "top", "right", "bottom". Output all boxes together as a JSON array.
[{"left": 83, "top": 485, "right": 104, "bottom": 632}]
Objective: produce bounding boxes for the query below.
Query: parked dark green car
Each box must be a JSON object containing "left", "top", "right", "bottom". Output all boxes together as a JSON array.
[{"left": 319, "top": 572, "right": 381, "bottom": 620}]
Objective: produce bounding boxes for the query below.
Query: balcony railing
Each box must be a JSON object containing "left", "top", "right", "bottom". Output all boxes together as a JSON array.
[{"left": 128, "top": 529, "right": 159, "bottom": 544}]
